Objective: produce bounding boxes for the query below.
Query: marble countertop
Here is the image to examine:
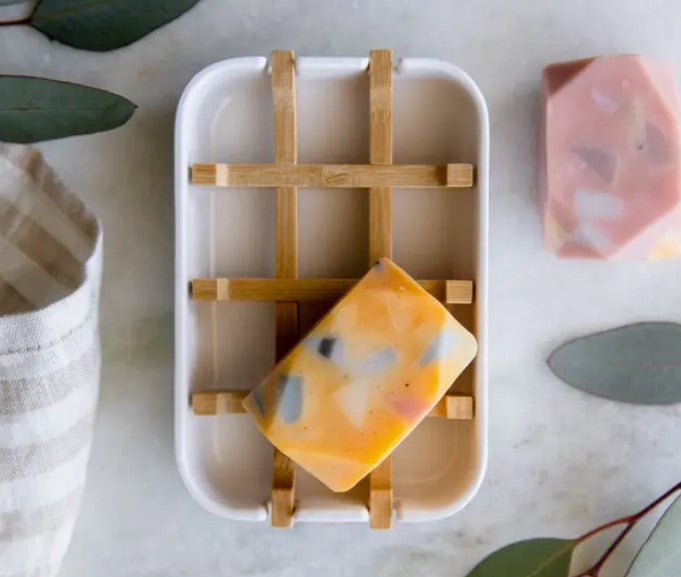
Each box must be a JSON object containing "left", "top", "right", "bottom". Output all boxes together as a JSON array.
[{"left": 2, "top": 1, "right": 681, "bottom": 575}]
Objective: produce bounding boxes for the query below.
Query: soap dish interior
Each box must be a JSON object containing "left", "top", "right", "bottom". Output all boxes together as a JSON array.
[{"left": 174, "top": 51, "right": 489, "bottom": 526}]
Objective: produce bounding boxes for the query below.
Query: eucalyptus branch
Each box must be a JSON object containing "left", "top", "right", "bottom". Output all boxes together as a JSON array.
[{"left": 574, "top": 481, "right": 681, "bottom": 577}]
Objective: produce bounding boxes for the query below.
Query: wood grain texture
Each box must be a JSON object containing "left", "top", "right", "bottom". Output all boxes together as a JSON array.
[
  {"left": 369, "top": 458, "right": 393, "bottom": 529},
  {"left": 272, "top": 50, "right": 298, "bottom": 279},
  {"left": 369, "top": 50, "right": 393, "bottom": 168},
  {"left": 190, "top": 162, "right": 474, "bottom": 188},
  {"left": 369, "top": 186, "right": 392, "bottom": 262},
  {"left": 191, "top": 390, "right": 474, "bottom": 419},
  {"left": 191, "top": 278, "right": 474, "bottom": 304},
  {"left": 428, "top": 394, "right": 474, "bottom": 419},
  {"left": 271, "top": 50, "right": 297, "bottom": 166},
  {"left": 271, "top": 447, "right": 296, "bottom": 528},
  {"left": 368, "top": 49, "right": 394, "bottom": 529},
  {"left": 270, "top": 50, "right": 298, "bottom": 528},
  {"left": 446, "top": 163, "right": 475, "bottom": 187},
  {"left": 191, "top": 390, "right": 247, "bottom": 415}
]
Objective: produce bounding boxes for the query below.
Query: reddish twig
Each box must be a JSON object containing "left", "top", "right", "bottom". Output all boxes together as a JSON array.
[
  {"left": 0, "top": 17, "right": 31, "bottom": 27},
  {"left": 574, "top": 481, "right": 681, "bottom": 577}
]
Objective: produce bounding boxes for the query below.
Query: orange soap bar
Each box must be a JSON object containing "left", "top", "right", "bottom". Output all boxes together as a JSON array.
[{"left": 243, "top": 258, "right": 478, "bottom": 492}]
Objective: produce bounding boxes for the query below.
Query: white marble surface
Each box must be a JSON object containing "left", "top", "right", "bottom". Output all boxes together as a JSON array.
[{"left": 2, "top": 1, "right": 681, "bottom": 575}]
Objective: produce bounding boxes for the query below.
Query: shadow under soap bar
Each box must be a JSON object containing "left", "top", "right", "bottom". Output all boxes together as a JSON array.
[
  {"left": 541, "top": 54, "right": 681, "bottom": 259},
  {"left": 243, "top": 258, "right": 478, "bottom": 492}
]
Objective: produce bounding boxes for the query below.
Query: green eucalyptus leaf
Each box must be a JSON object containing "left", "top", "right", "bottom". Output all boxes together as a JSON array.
[
  {"left": 626, "top": 494, "right": 681, "bottom": 576},
  {"left": 548, "top": 322, "right": 681, "bottom": 405},
  {"left": 0, "top": 76, "right": 135, "bottom": 143},
  {"left": 30, "top": 0, "right": 201, "bottom": 51},
  {"left": 465, "top": 538, "right": 575, "bottom": 577}
]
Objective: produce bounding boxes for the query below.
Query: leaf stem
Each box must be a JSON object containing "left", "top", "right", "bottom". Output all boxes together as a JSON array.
[
  {"left": 575, "top": 515, "right": 633, "bottom": 544},
  {"left": 0, "top": 17, "right": 31, "bottom": 27},
  {"left": 574, "top": 481, "right": 681, "bottom": 577}
]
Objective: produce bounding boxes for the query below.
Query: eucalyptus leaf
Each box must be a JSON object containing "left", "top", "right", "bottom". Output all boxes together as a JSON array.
[
  {"left": 465, "top": 538, "right": 575, "bottom": 577},
  {"left": 626, "top": 494, "right": 681, "bottom": 576},
  {"left": 548, "top": 322, "right": 681, "bottom": 405},
  {"left": 0, "top": 76, "right": 135, "bottom": 143},
  {"left": 30, "top": 0, "right": 202, "bottom": 51}
]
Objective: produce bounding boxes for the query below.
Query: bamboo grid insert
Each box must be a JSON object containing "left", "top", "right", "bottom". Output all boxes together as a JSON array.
[{"left": 189, "top": 49, "right": 477, "bottom": 529}]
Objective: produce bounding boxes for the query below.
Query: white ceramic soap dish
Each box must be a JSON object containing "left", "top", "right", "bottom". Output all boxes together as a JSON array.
[{"left": 174, "top": 51, "right": 489, "bottom": 527}]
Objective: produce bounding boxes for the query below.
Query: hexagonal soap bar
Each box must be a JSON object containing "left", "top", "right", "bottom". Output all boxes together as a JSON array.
[
  {"left": 243, "top": 258, "right": 478, "bottom": 492},
  {"left": 541, "top": 55, "right": 681, "bottom": 259}
]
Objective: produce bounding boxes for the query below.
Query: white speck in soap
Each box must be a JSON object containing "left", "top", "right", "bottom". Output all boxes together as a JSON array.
[
  {"left": 575, "top": 189, "right": 622, "bottom": 221},
  {"left": 335, "top": 378, "right": 372, "bottom": 428},
  {"left": 571, "top": 222, "right": 613, "bottom": 253},
  {"left": 591, "top": 89, "right": 619, "bottom": 114}
]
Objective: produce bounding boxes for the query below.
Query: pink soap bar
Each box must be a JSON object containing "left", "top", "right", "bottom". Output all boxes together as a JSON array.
[{"left": 541, "top": 55, "right": 681, "bottom": 259}]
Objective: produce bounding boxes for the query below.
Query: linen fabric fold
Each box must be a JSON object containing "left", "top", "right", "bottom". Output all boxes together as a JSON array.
[{"left": 0, "top": 144, "right": 102, "bottom": 577}]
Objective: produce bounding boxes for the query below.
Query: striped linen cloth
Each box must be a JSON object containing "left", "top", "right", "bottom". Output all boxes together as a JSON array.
[{"left": 0, "top": 144, "right": 102, "bottom": 577}]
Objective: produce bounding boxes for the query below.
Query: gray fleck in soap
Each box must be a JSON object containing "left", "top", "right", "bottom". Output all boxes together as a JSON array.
[
  {"left": 277, "top": 375, "right": 303, "bottom": 423},
  {"left": 421, "top": 330, "right": 459, "bottom": 365},
  {"left": 307, "top": 336, "right": 344, "bottom": 366},
  {"left": 358, "top": 347, "right": 397, "bottom": 374}
]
